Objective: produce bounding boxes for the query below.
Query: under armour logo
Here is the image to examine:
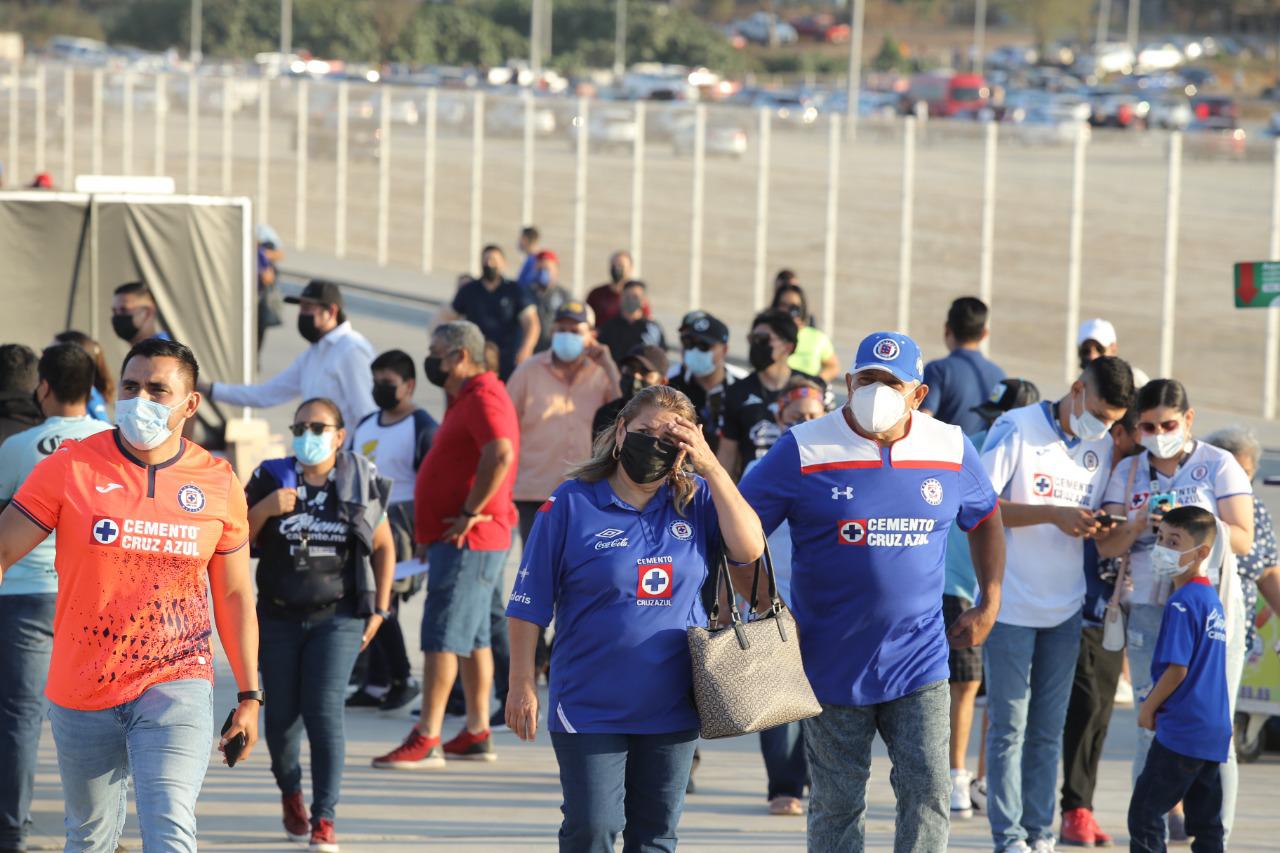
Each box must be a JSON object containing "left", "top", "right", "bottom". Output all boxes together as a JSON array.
[{"left": 831, "top": 486, "right": 854, "bottom": 500}]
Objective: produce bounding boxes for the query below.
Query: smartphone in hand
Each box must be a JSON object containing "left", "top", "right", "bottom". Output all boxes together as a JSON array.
[{"left": 221, "top": 709, "right": 247, "bottom": 767}]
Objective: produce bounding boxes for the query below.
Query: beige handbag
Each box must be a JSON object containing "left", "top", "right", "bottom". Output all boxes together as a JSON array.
[
  {"left": 1102, "top": 457, "right": 1140, "bottom": 652},
  {"left": 686, "top": 540, "right": 822, "bottom": 739}
]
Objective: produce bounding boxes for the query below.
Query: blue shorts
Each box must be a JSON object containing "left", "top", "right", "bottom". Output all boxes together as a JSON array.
[{"left": 421, "top": 542, "right": 506, "bottom": 655}]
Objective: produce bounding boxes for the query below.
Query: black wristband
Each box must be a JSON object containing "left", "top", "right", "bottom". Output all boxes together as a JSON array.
[
  {"left": 237, "top": 689, "right": 265, "bottom": 705},
  {"left": 375, "top": 607, "right": 393, "bottom": 620},
  {"left": 460, "top": 508, "right": 477, "bottom": 518}
]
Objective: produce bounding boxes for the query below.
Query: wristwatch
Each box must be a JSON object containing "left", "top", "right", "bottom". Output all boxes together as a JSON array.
[
  {"left": 375, "top": 607, "right": 393, "bottom": 620},
  {"left": 237, "top": 689, "right": 265, "bottom": 705},
  {"left": 460, "top": 508, "right": 478, "bottom": 518}
]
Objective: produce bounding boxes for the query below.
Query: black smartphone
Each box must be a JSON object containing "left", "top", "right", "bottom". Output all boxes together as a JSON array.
[
  {"left": 221, "top": 709, "right": 246, "bottom": 767},
  {"left": 1094, "top": 513, "right": 1125, "bottom": 528}
]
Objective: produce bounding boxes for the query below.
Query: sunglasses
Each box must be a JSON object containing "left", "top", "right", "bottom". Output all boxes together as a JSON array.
[
  {"left": 289, "top": 422, "right": 338, "bottom": 437},
  {"left": 1137, "top": 419, "right": 1181, "bottom": 435},
  {"left": 748, "top": 333, "right": 774, "bottom": 346},
  {"left": 681, "top": 337, "right": 712, "bottom": 352}
]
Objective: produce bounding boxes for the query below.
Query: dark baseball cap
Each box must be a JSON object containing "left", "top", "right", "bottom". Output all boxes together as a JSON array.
[
  {"left": 622, "top": 344, "right": 669, "bottom": 377},
  {"left": 554, "top": 300, "right": 590, "bottom": 325},
  {"left": 973, "top": 378, "right": 1041, "bottom": 420},
  {"left": 681, "top": 312, "right": 729, "bottom": 345},
  {"left": 284, "top": 279, "right": 344, "bottom": 309}
]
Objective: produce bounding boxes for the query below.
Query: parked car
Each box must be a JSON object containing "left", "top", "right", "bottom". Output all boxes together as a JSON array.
[
  {"left": 569, "top": 107, "right": 639, "bottom": 153},
  {"left": 903, "top": 72, "right": 989, "bottom": 118},
  {"left": 732, "top": 12, "right": 798, "bottom": 46},
  {"left": 1189, "top": 95, "right": 1239, "bottom": 130},
  {"left": 1085, "top": 87, "right": 1148, "bottom": 128},
  {"left": 789, "top": 14, "right": 849, "bottom": 44},
  {"left": 671, "top": 119, "right": 748, "bottom": 158},
  {"left": 1147, "top": 96, "right": 1192, "bottom": 130}
]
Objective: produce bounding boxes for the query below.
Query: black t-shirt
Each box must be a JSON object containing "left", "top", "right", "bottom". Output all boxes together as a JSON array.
[
  {"left": 593, "top": 396, "right": 627, "bottom": 439},
  {"left": 533, "top": 284, "right": 572, "bottom": 352},
  {"left": 720, "top": 370, "right": 820, "bottom": 472},
  {"left": 247, "top": 465, "right": 357, "bottom": 619},
  {"left": 598, "top": 316, "right": 667, "bottom": 365},
  {"left": 451, "top": 277, "right": 532, "bottom": 380},
  {"left": 668, "top": 370, "right": 734, "bottom": 453}
]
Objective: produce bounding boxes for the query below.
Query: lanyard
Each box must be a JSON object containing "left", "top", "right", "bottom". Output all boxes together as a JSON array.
[
  {"left": 293, "top": 463, "right": 335, "bottom": 545},
  {"left": 1146, "top": 441, "right": 1195, "bottom": 494}
]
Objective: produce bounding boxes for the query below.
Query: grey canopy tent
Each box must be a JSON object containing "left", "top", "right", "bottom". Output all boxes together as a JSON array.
[{"left": 0, "top": 190, "right": 254, "bottom": 445}]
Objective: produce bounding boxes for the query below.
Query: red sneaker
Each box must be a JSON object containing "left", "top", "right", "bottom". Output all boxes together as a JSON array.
[
  {"left": 1087, "top": 810, "right": 1114, "bottom": 847},
  {"left": 281, "top": 790, "right": 309, "bottom": 843},
  {"left": 308, "top": 818, "right": 339, "bottom": 853},
  {"left": 371, "top": 728, "right": 445, "bottom": 770},
  {"left": 442, "top": 728, "right": 497, "bottom": 761},
  {"left": 1060, "top": 807, "right": 1096, "bottom": 847}
]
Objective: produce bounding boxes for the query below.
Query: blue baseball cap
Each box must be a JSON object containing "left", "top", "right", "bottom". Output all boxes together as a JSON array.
[{"left": 851, "top": 332, "right": 924, "bottom": 384}]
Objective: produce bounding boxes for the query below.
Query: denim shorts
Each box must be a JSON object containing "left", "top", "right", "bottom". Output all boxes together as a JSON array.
[{"left": 421, "top": 542, "right": 506, "bottom": 655}]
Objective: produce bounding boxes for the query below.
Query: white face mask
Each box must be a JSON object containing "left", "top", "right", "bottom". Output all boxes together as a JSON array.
[
  {"left": 115, "top": 395, "right": 187, "bottom": 451},
  {"left": 1141, "top": 426, "right": 1186, "bottom": 460},
  {"left": 850, "top": 382, "right": 909, "bottom": 434},
  {"left": 1150, "top": 543, "right": 1196, "bottom": 578},
  {"left": 1068, "top": 388, "right": 1110, "bottom": 442}
]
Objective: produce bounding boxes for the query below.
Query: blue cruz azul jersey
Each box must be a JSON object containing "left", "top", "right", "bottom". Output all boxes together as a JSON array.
[
  {"left": 739, "top": 409, "right": 998, "bottom": 706},
  {"left": 1151, "top": 578, "right": 1232, "bottom": 763},
  {"left": 505, "top": 476, "right": 719, "bottom": 735}
]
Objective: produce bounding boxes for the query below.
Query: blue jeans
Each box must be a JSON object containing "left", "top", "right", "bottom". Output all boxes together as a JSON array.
[
  {"left": 803, "top": 680, "right": 951, "bottom": 853},
  {"left": 1128, "top": 738, "right": 1223, "bottom": 853},
  {"left": 983, "top": 610, "right": 1082, "bottom": 852},
  {"left": 551, "top": 729, "right": 698, "bottom": 853},
  {"left": 49, "top": 678, "right": 213, "bottom": 853},
  {"left": 0, "top": 594, "right": 55, "bottom": 849},
  {"left": 421, "top": 543, "right": 505, "bottom": 655},
  {"left": 259, "top": 613, "right": 365, "bottom": 822},
  {"left": 760, "top": 722, "right": 808, "bottom": 800}
]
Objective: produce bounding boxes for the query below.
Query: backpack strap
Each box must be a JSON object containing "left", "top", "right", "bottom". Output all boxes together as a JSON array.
[
  {"left": 411, "top": 408, "right": 438, "bottom": 471},
  {"left": 259, "top": 457, "right": 298, "bottom": 491}
]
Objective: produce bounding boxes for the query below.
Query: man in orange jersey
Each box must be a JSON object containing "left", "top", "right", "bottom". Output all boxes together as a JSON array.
[{"left": 0, "top": 338, "right": 260, "bottom": 853}]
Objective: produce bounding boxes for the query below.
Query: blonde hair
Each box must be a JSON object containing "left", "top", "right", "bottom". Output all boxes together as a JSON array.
[{"left": 565, "top": 385, "right": 699, "bottom": 514}]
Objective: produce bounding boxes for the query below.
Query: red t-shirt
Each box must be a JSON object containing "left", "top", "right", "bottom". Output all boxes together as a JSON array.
[
  {"left": 12, "top": 430, "right": 249, "bottom": 711},
  {"left": 414, "top": 372, "right": 519, "bottom": 550}
]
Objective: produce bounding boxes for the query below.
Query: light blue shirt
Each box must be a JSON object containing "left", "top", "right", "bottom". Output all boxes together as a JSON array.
[
  {"left": 0, "top": 415, "right": 113, "bottom": 595},
  {"left": 943, "top": 428, "right": 988, "bottom": 602}
]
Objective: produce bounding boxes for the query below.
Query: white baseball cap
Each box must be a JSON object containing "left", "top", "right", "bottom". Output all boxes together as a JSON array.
[{"left": 1077, "top": 318, "right": 1117, "bottom": 348}]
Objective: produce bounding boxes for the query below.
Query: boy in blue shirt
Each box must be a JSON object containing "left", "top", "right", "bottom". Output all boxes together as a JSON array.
[{"left": 1127, "top": 505, "right": 1231, "bottom": 853}]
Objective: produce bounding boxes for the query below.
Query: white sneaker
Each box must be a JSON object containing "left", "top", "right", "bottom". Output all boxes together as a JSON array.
[
  {"left": 970, "top": 776, "right": 987, "bottom": 813},
  {"left": 1031, "top": 839, "right": 1056, "bottom": 853},
  {"left": 950, "top": 768, "right": 974, "bottom": 818},
  {"left": 1114, "top": 675, "right": 1134, "bottom": 706},
  {"left": 1002, "top": 842, "right": 1030, "bottom": 852}
]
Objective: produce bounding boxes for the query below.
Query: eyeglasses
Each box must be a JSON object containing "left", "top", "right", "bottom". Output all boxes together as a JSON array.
[
  {"left": 289, "top": 422, "right": 338, "bottom": 437},
  {"left": 1137, "top": 419, "right": 1181, "bottom": 435}
]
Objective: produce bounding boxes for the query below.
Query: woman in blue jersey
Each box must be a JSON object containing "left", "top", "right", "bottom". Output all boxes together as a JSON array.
[
  {"left": 505, "top": 384, "right": 764, "bottom": 853},
  {"left": 1097, "top": 379, "right": 1253, "bottom": 838}
]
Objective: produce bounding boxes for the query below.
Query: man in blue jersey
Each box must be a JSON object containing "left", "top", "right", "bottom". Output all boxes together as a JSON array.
[
  {"left": 0, "top": 344, "right": 112, "bottom": 851},
  {"left": 739, "top": 331, "right": 1006, "bottom": 853}
]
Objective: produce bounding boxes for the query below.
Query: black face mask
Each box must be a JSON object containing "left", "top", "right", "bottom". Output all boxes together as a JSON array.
[
  {"left": 618, "top": 430, "right": 680, "bottom": 485},
  {"left": 423, "top": 355, "right": 449, "bottom": 388},
  {"left": 481, "top": 264, "right": 500, "bottom": 282},
  {"left": 111, "top": 312, "right": 140, "bottom": 342},
  {"left": 298, "top": 313, "right": 324, "bottom": 343},
  {"left": 620, "top": 372, "right": 645, "bottom": 399},
  {"left": 748, "top": 339, "right": 776, "bottom": 372},
  {"left": 609, "top": 263, "right": 625, "bottom": 284},
  {"left": 372, "top": 383, "right": 400, "bottom": 411}
]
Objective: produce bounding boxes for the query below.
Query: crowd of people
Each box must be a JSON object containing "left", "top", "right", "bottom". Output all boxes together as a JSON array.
[{"left": 0, "top": 224, "right": 1275, "bottom": 853}]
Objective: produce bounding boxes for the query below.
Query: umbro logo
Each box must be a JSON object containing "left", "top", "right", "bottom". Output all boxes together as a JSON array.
[
  {"left": 743, "top": 394, "right": 764, "bottom": 405},
  {"left": 595, "top": 528, "right": 624, "bottom": 538},
  {"left": 95, "top": 483, "right": 124, "bottom": 494}
]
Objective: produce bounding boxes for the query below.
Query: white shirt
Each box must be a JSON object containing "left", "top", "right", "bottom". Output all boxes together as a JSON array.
[
  {"left": 353, "top": 413, "right": 417, "bottom": 505},
  {"left": 212, "top": 322, "right": 376, "bottom": 432},
  {"left": 1102, "top": 441, "right": 1252, "bottom": 605},
  {"left": 980, "top": 402, "right": 1113, "bottom": 628}
]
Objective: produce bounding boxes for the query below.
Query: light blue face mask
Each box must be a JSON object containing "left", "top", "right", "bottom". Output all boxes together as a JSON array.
[
  {"left": 683, "top": 347, "right": 716, "bottom": 377},
  {"left": 115, "top": 395, "right": 186, "bottom": 451},
  {"left": 551, "top": 331, "right": 585, "bottom": 361},
  {"left": 293, "top": 430, "right": 334, "bottom": 466},
  {"left": 536, "top": 268, "right": 552, "bottom": 286}
]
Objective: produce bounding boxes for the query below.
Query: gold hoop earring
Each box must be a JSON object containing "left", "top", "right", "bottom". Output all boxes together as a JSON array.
[{"left": 612, "top": 444, "right": 621, "bottom": 460}]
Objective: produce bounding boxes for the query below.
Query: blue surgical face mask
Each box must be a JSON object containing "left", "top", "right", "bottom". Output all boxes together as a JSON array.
[
  {"left": 683, "top": 347, "right": 717, "bottom": 377},
  {"left": 115, "top": 395, "right": 186, "bottom": 451},
  {"left": 551, "top": 331, "right": 585, "bottom": 361},
  {"left": 536, "top": 269, "right": 552, "bottom": 287},
  {"left": 293, "top": 430, "right": 334, "bottom": 466}
]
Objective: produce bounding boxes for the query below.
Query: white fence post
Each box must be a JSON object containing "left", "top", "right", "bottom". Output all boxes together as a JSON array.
[
  {"left": 1158, "top": 131, "right": 1182, "bottom": 380},
  {"left": 121, "top": 71, "right": 134, "bottom": 174},
  {"left": 688, "top": 103, "right": 707, "bottom": 312},
  {"left": 522, "top": 89, "right": 534, "bottom": 226},
  {"left": 573, "top": 96, "right": 589, "bottom": 297},
  {"left": 471, "top": 91, "right": 485, "bottom": 272},
  {"left": 34, "top": 65, "right": 46, "bottom": 174},
  {"left": 257, "top": 76, "right": 270, "bottom": 225},
  {"left": 753, "top": 107, "right": 771, "bottom": 312},
  {"left": 186, "top": 73, "right": 198, "bottom": 192},
  {"left": 7, "top": 69, "right": 17, "bottom": 182},
  {"left": 631, "top": 101, "right": 645, "bottom": 276},
  {"left": 896, "top": 116, "right": 917, "bottom": 334},
  {"left": 1266, "top": 138, "right": 1280, "bottom": 419},
  {"left": 421, "top": 88, "right": 437, "bottom": 273},
  {"left": 91, "top": 68, "right": 103, "bottom": 176},
  {"left": 979, "top": 119, "right": 998, "bottom": 355},
  {"left": 335, "top": 80, "right": 349, "bottom": 258},
  {"left": 295, "top": 78, "right": 308, "bottom": 249},
  {"left": 220, "top": 76, "right": 232, "bottom": 195},
  {"left": 822, "top": 114, "right": 841, "bottom": 338},
  {"left": 378, "top": 85, "right": 391, "bottom": 266},
  {"left": 62, "top": 67, "right": 73, "bottom": 181},
  {"left": 1064, "top": 123, "right": 1088, "bottom": 385},
  {"left": 153, "top": 73, "right": 165, "bottom": 177}
]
